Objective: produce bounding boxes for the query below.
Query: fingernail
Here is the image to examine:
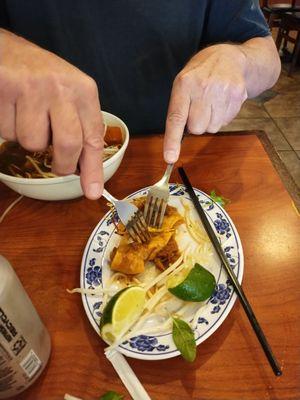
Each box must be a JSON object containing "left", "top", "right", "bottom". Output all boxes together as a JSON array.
[
  {"left": 164, "top": 150, "right": 178, "bottom": 163},
  {"left": 87, "top": 182, "right": 102, "bottom": 199}
]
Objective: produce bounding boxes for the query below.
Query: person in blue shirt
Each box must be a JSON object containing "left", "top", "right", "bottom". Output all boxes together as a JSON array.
[{"left": 0, "top": 1, "right": 280, "bottom": 199}]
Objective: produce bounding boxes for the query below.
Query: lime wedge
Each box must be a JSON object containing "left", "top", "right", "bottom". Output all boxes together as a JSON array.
[
  {"left": 168, "top": 263, "right": 216, "bottom": 302},
  {"left": 100, "top": 286, "right": 146, "bottom": 343},
  {"left": 167, "top": 268, "right": 190, "bottom": 289}
]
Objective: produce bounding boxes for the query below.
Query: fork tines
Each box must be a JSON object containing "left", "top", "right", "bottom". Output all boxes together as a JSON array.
[
  {"left": 127, "top": 210, "right": 151, "bottom": 243},
  {"left": 144, "top": 194, "right": 168, "bottom": 229}
]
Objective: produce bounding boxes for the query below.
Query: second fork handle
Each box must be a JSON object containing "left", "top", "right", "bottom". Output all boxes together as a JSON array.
[
  {"left": 163, "top": 125, "right": 187, "bottom": 181},
  {"left": 102, "top": 188, "right": 117, "bottom": 205},
  {"left": 161, "top": 163, "right": 174, "bottom": 184},
  {"left": 162, "top": 127, "right": 187, "bottom": 184}
]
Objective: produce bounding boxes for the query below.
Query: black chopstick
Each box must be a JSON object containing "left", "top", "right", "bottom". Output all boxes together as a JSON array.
[{"left": 178, "top": 166, "right": 282, "bottom": 377}]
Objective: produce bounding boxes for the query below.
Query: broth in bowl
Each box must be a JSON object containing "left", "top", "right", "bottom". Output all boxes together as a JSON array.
[
  {"left": 0, "top": 125, "right": 123, "bottom": 179},
  {"left": 0, "top": 111, "right": 129, "bottom": 201}
]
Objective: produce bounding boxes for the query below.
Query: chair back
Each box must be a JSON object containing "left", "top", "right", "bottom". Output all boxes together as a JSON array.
[{"left": 261, "top": 0, "right": 297, "bottom": 6}]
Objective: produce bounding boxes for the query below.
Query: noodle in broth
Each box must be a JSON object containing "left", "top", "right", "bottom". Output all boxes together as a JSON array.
[{"left": 0, "top": 125, "right": 123, "bottom": 178}]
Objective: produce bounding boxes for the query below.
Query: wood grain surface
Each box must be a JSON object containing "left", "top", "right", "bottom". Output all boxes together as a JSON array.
[{"left": 0, "top": 132, "right": 299, "bottom": 400}]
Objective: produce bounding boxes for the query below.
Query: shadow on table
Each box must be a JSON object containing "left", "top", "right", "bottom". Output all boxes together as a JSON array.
[{"left": 175, "top": 134, "right": 257, "bottom": 205}]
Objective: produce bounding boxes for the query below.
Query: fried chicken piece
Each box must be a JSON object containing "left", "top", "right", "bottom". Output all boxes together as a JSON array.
[{"left": 110, "top": 202, "right": 183, "bottom": 275}]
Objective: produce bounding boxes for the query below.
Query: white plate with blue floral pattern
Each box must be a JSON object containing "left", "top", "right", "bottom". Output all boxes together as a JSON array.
[{"left": 80, "top": 184, "right": 244, "bottom": 360}]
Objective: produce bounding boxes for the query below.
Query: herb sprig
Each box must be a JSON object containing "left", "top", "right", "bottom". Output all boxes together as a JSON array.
[
  {"left": 210, "top": 190, "right": 230, "bottom": 208},
  {"left": 100, "top": 391, "right": 124, "bottom": 400},
  {"left": 172, "top": 317, "right": 196, "bottom": 362}
]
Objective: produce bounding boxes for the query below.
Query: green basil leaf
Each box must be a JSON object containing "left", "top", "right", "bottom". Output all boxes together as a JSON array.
[
  {"left": 99, "top": 391, "right": 124, "bottom": 400},
  {"left": 210, "top": 190, "right": 230, "bottom": 208},
  {"left": 172, "top": 317, "right": 196, "bottom": 362}
]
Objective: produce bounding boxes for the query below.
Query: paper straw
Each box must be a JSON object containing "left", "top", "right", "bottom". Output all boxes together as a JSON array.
[{"left": 105, "top": 350, "right": 151, "bottom": 400}]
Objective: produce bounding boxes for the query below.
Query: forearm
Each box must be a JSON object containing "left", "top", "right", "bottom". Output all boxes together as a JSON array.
[{"left": 238, "top": 36, "right": 281, "bottom": 98}]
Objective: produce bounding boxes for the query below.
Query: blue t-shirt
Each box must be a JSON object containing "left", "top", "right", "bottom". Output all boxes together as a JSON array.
[{"left": 0, "top": 1, "right": 269, "bottom": 133}]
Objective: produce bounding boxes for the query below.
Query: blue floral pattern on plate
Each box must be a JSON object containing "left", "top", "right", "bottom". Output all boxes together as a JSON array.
[
  {"left": 93, "top": 231, "right": 110, "bottom": 253},
  {"left": 169, "top": 184, "right": 186, "bottom": 196},
  {"left": 214, "top": 212, "right": 231, "bottom": 239},
  {"left": 86, "top": 263, "right": 102, "bottom": 287},
  {"left": 198, "top": 317, "right": 209, "bottom": 325},
  {"left": 124, "top": 335, "right": 169, "bottom": 352},
  {"left": 80, "top": 185, "right": 244, "bottom": 360},
  {"left": 224, "top": 246, "right": 238, "bottom": 269},
  {"left": 93, "top": 301, "right": 102, "bottom": 318},
  {"left": 106, "top": 210, "right": 120, "bottom": 226},
  {"left": 210, "top": 280, "right": 233, "bottom": 314}
]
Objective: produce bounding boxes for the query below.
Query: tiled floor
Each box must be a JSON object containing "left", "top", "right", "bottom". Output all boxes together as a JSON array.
[{"left": 222, "top": 66, "right": 300, "bottom": 190}]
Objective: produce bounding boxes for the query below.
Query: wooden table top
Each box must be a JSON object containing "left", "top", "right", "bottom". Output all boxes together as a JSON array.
[{"left": 0, "top": 132, "right": 299, "bottom": 400}]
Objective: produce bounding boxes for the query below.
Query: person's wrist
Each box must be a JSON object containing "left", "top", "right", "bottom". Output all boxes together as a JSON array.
[
  {"left": 233, "top": 44, "right": 249, "bottom": 77},
  {"left": 213, "top": 43, "right": 247, "bottom": 71}
]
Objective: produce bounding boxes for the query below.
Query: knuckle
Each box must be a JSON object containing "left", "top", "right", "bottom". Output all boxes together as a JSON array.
[
  {"left": 48, "top": 71, "right": 66, "bottom": 86},
  {"left": 82, "top": 76, "right": 99, "bottom": 98},
  {"left": 229, "top": 81, "right": 246, "bottom": 101},
  {"left": 84, "top": 134, "right": 103, "bottom": 151},
  {"left": 19, "top": 72, "right": 47, "bottom": 96},
  {"left": 16, "top": 78, "right": 29, "bottom": 98},
  {"left": 187, "top": 122, "right": 204, "bottom": 135},
  {"left": 197, "top": 78, "right": 210, "bottom": 92},
  {"left": 175, "top": 71, "right": 193, "bottom": 89},
  {"left": 28, "top": 143, "right": 47, "bottom": 152},
  {"left": 45, "top": 72, "right": 60, "bottom": 89},
  {"left": 167, "top": 111, "right": 186, "bottom": 126},
  {"left": 0, "top": 67, "right": 17, "bottom": 96},
  {"left": 0, "top": 130, "right": 15, "bottom": 140},
  {"left": 207, "top": 125, "right": 221, "bottom": 134},
  {"left": 176, "top": 72, "right": 210, "bottom": 93},
  {"left": 18, "top": 135, "right": 47, "bottom": 152},
  {"left": 55, "top": 134, "right": 81, "bottom": 154},
  {"left": 206, "top": 77, "right": 225, "bottom": 94},
  {"left": 45, "top": 72, "right": 71, "bottom": 98},
  {"left": 23, "top": 75, "right": 40, "bottom": 92}
]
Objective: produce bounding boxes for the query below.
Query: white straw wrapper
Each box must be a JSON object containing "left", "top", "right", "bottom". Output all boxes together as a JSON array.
[
  {"left": 64, "top": 394, "right": 82, "bottom": 400},
  {"left": 105, "top": 350, "right": 151, "bottom": 400}
]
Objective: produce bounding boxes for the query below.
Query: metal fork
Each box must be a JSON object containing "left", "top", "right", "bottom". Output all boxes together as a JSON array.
[
  {"left": 143, "top": 163, "right": 174, "bottom": 228},
  {"left": 144, "top": 129, "right": 188, "bottom": 228},
  {"left": 102, "top": 189, "right": 150, "bottom": 243}
]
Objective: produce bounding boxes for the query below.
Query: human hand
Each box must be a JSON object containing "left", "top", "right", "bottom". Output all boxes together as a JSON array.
[
  {"left": 163, "top": 44, "right": 248, "bottom": 163},
  {"left": 0, "top": 29, "right": 104, "bottom": 199}
]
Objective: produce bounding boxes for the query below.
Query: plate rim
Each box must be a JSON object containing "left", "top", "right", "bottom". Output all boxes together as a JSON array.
[{"left": 80, "top": 185, "right": 244, "bottom": 360}]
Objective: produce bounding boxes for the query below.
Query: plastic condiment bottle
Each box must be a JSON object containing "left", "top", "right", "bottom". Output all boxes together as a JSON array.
[{"left": 0, "top": 255, "right": 51, "bottom": 398}]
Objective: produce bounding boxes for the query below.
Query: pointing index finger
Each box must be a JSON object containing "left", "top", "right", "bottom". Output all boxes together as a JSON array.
[
  {"left": 79, "top": 113, "right": 104, "bottom": 200},
  {"left": 77, "top": 81, "right": 105, "bottom": 200},
  {"left": 164, "top": 80, "right": 190, "bottom": 163}
]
